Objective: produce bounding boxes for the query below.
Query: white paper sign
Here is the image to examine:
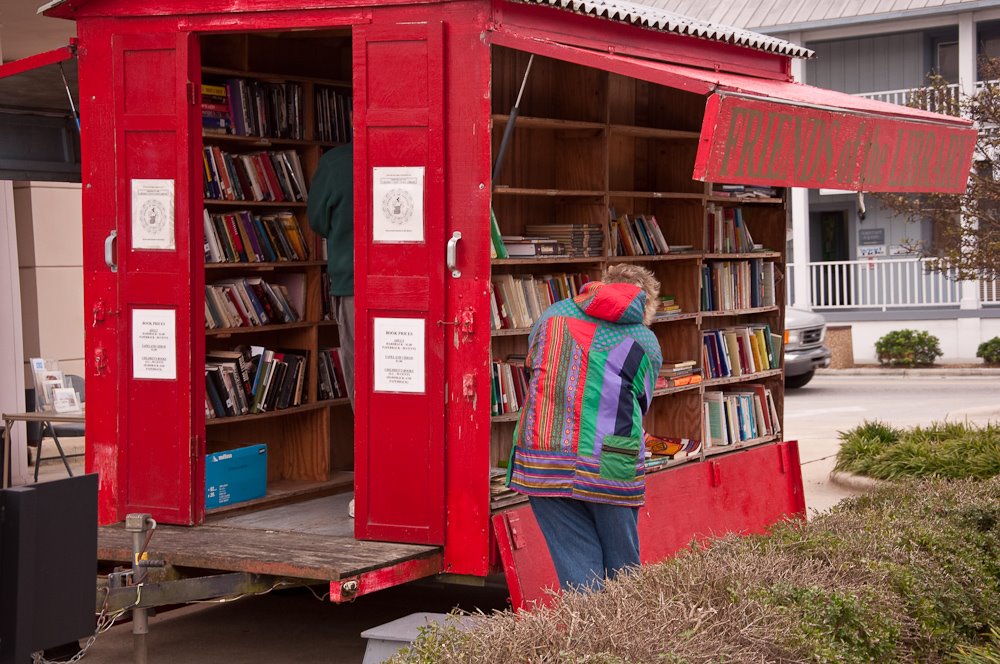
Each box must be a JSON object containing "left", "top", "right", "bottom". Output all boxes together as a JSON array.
[
  {"left": 858, "top": 245, "right": 886, "bottom": 257},
  {"left": 131, "top": 179, "right": 175, "bottom": 250},
  {"left": 132, "top": 309, "right": 177, "bottom": 380},
  {"left": 373, "top": 317, "right": 425, "bottom": 393},
  {"left": 372, "top": 167, "right": 425, "bottom": 243}
]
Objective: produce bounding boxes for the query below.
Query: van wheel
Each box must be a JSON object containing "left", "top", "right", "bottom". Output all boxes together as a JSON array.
[{"left": 785, "top": 370, "right": 815, "bottom": 389}]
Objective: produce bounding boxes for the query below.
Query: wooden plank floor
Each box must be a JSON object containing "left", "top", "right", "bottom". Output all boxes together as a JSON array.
[{"left": 97, "top": 494, "right": 440, "bottom": 581}]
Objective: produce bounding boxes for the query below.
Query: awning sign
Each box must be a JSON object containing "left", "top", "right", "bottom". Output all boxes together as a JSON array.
[{"left": 695, "top": 94, "right": 977, "bottom": 194}]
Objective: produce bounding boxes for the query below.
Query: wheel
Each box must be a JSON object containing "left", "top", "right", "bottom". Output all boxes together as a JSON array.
[{"left": 784, "top": 369, "right": 815, "bottom": 389}]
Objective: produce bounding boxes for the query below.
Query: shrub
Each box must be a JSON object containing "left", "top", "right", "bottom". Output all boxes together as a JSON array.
[
  {"left": 876, "top": 329, "right": 943, "bottom": 366},
  {"left": 835, "top": 421, "right": 1000, "bottom": 480},
  {"left": 395, "top": 478, "right": 1000, "bottom": 664},
  {"left": 977, "top": 337, "right": 1000, "bottom": 365}
]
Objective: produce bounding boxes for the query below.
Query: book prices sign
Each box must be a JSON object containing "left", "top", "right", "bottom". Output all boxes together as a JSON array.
[
  {"left": 372, "top": 167, "right": 424, "bottom": 243},
  {"left": 373, "top": 317, "right": 425, "bottom": 393},
  {"left": 132, "top": 308, "right": 177, "bottom": 380},
  {"left": 694, "top": 94, "right": 977, "bottom": 194},
  {"left": 131, "top": 179, "right": 175, "bottom": 250}
]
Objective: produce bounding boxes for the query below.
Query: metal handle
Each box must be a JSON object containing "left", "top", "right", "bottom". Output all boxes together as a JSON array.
[
  {"left": 446, "top": 231, "right": 462, "bottom": 278},
  {"left": 104, "top": 229, "right": 118, "bottom": 273}
]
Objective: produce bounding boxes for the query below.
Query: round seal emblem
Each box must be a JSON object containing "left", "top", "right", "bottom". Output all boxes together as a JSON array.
[
  {"left": 381, "top": 189, "right": 415, "bottom": 225},
  {"left": 139, "top": 200, "right": 167, "bottom": 234}
]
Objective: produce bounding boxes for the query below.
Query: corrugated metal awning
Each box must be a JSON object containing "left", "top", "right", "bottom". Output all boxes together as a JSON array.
[{"left": 511, "top": 0, "right": 815, "bottom": 57}]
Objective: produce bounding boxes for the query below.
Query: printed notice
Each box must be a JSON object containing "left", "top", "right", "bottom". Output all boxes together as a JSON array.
[
  {"left": 132, "top": 309, "right": 177, "bottom": 380},
  {"left": 373, "top": 317, "right": 425, "bottom": 393},
  {"left": 131, "top": 179, "right": 175, "bottom": 250},
  {"left": 373, "top": 167, "right": 425, "bottom": 243}
]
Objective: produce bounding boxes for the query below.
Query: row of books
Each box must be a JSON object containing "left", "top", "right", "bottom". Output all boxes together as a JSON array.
[
  {"left": 527, "top": 224, "right": 604, "bottom": 258},
  {"left": 489, "top": 273, "right": 590, "bottom": 330},
  {"left": 703, "top": 384, "right": 781, "bottom": 447},
  {"left": 491, "top": 357, "right": 530, "bottom": 416},
  {"left": 203, "top": 146, "right": 308, "bottom": 203},
  {"left": 205, "top": 346, "right": 308, "bottom": 419},
  {"left": 316, "top": 85, "right": 353, "bottom": 143},
  {"left": 711, "top": 184, "right": 779, "bottom": 199},
  {"left": 204, "top": 210, "right": 311, "bottom": 264},
  {"left": 202, "top": 79, "right": 305, "bottom": 140},
  {"left": 205, "top": 275, "right": 303, "bottom": 330},
  {"left": 705, "top": 205, "right": 757, "bottom": 254},
  {"left": 318, "top": 347, "right": 350, "bottom": 400},
  {"left": 645, "top": 434, "right": 702, "bottom": 463},
  {"left": 700, "top": 259, "right": 776, "bottom": 312},
  {"left": 609, "top": 212, "right": 670, "bottom": 257},
  {"left": 702, "top": 325, "right": 778, "bottom": 380}
]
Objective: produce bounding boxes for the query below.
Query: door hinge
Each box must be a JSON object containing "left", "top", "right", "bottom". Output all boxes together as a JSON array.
[{"left": 187, "top": 81, "right": 196, "bottom": 105}]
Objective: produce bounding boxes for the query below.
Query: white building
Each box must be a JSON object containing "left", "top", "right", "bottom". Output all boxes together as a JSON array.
[{"left": 646, "top": 0, "right": 1000, "bottom": 361}]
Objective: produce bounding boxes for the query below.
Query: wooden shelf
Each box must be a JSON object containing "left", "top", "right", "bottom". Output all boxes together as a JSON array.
[
  {"left": 610, "top": 253, "right": 699, "bottom": 262},
  {"left": 491, "top": 187, "right": 606, "bottom": 198},
  {"left": 491, "top": 412, "right": 521, "bottom": 423},
  {"left": 202, "top": 65, "right": 351, "bottom": 88},
  {"left": 491, "top": 256, "right": 604, "bottom": 266},
  {"left": 652, "top": 382, "right": 702, "bottom": 398},
  {"left": 609, "top": 124, "right": 701, "bottom": 140},
  {"left": 206, "top": 321, "right": 314, "bottom": 337},
  {"left": 609, "top": 191, "right": 704, "bottom": 200},
  {"left": 702, "top": 252, "right": 781, "bottom": 260},
  {"left": 491, "top": 114, "right": 605, "bottom": 132},
  {"left": 708, "top": 195, "right": 783, "bottom": 205},
  {"left": 206, "top": 399, "right": 350, "bottom": 427},
  {"left": 701, "top": 306, "right": 780, "bottom": 318},
  {"left": 651, "top": 312, "right": 699, "bottom": 324},
  {"left": 491, "top": 327, "right": 532, "bottom": 337},
  {"left": 205, "top": 471, "right": 355, "bottom": 516},
  {"left": 703, "top": 369, "right": 783, "bottom": 387},
  {"left": 202, "top": 133, "right": 334, "bottom": 149},
  {"left": 205, "top": 260, "right": 324, "bottom": 271},
  {"left": 703, "top": 435, "right": 781, "bottom": 457},
  {"left": 204, "top": 199, "right": 307, "bottom": 208}
]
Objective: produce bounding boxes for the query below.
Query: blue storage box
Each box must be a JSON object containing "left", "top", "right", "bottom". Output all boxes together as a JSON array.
[{"left": 206, "top": 444, "right": 267, "bottom": 508}]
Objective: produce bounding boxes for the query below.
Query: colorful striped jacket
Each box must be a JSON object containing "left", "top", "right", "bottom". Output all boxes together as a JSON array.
[{"left": 506, "top": 281, "right": 663, "bottom": 507}]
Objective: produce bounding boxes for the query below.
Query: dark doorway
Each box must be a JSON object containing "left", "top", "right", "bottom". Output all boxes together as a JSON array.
[{"left": 811, "top": 210, "right": 852, "bottom": 306}]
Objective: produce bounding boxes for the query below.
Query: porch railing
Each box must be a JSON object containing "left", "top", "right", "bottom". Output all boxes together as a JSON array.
[
  {"left": 784, "top": 258, "right": 1000, "bottom": 309},
  {"left": 855, "top": 83, "right": 962, "bottom": 115}
]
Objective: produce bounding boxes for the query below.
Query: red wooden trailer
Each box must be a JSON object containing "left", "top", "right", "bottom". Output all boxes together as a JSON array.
[{"left": 3, "top": 0, "right": 974, "bottom": 610}]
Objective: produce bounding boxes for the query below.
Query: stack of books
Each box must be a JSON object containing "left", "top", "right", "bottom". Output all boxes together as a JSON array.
[
  {"left": 489, "top": 273, "right": 590, "bottom": 330},
  {"left": 609, "top": 213, "right": 670, "bottom": 256},
  {"left": 491, "top": 356, "right": 530, "bottom": 415},
  {"left": 653, "top": 295, "right": 682, "bottom": 320},
  {"left": 490, "top": 467, "right": 523, "bottom": 510},
  {"left": 700, "top": 259, "right": 776, "bottom": 311},
  {"left": 203, "top": 147, "right": 308, "bottom": 203},
  {"left": 205, "top": 274, "right": 303, "bottom": 330},
  {"left": 705, "top": 204, "right": 756, "bottom": 254},
  {"left": 702, "top": 325, "right": 778, "bottom": 380},
  {"left": 204, "top": 210, "right": 310, "bottom": 264},
  {"left": 645, "top": 433, "right": 702, "bottom": 463},
  {"left": 315, "top": 85, "right": 353, "bottom": 143},
  {"left": 205, "top": 346, "right": 308, "bottom": 419},
  {"left": 317, "top": 347, "right": 349, "bottom": 400},
  {"left": 703, "top": 384, "right": 780, "bottom": 447},
  {"left": 712, "top": 184, "right": 778, "bottom": 199},
  {"left": 500, "top": 236, "right": 564, "bottom": 257},
  {"left": 201, "top": 83, "right": 234, "bottom": 135},
  {"left": 526, "top": 224, "right": 604, "bottom": 257},
  {"left": 656, "top": 360, "right": 702, "bottom": 389}
]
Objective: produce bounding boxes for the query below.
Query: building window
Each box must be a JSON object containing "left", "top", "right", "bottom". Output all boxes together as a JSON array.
[{"left": 937, "top": 41, "right": 958, "bottom": 83}]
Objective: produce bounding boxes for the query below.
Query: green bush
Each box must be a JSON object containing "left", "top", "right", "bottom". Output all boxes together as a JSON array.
[
  {"left": 395, "top": 479, "right": 1000, "bottom": 664},
  {"left": 835, "top": 421, "right": 1000, "bottom": 480},
  {"left": 876, "top": 329, "right": 943, "bottom": 366},
  {"left": 977, "top": 337, "right": 1000, "bottom": 365}
]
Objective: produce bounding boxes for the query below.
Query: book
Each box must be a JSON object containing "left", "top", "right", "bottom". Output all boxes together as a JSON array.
[{"left": 489, "top": 207, "right": 508, "bottom": 259}]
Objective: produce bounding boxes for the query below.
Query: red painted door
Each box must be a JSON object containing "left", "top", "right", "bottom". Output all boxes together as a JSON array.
[
  {"left": 112, "top": 32, "right": 202, "bottom": 525},
  {"left": 353, "top": 23, "right": 446, "bottom": 544}
]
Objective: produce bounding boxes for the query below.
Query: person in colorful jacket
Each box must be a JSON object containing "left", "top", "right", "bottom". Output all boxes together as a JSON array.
[{"left": 506, "top": 264, "right": 663, "bottom": 591}]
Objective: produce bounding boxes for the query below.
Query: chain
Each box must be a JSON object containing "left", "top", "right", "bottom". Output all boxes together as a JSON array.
[{"left": 31, "top": 587, "right": 128, "bottom": 664}]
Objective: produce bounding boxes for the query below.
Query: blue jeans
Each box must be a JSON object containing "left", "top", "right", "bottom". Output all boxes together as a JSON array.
[{"left": 529, "top": 496, "right": 640, "bottom": 591}]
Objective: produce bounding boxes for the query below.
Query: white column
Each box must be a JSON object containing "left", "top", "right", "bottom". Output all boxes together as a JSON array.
[
  {"left": 0, "top": 181, "right": 28, "bottom": 486},
  {"left": 958, "top": 13, "right": 982, "bottom": 310},
  {"left": 788, "top": 33, "right": 812, "bottom": 310}
]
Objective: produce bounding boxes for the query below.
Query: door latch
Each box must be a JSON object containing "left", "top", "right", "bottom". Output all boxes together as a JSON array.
[{"left": 93, "top": 347, "right": 108, "bottom": 376}]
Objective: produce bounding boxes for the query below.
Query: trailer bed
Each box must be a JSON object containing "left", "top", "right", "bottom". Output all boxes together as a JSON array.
[{"left": 97, "top": 494, "right": 440, "bottom": 582}]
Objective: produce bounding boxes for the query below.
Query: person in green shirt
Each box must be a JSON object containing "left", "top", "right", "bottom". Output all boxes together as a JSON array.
[{"left": 308, "top": 142, "right": 356, "bottom": 516}]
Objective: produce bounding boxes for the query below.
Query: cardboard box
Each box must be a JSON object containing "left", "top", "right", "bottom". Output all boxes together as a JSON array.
[{"left": 206, "top": 444, "right": 267, "bottom": 509}]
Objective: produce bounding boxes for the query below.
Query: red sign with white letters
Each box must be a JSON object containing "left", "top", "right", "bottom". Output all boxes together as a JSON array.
[{"left": 695, "top": 93, "right": 978, "bottom": 194}]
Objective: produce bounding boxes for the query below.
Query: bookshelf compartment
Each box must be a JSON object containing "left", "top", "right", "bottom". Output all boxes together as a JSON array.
[
  {"left": 609, "top": 135, "right": 703, "bottom": 195},
  {"left": 492, "top": 48, "right": 608, "bottom": 124},
  {"left": 608, "top": 73, "right": 706, "bottom": 134},
  {"left": 491, "top": 124, "right": 606, "bottom": 192},
  {"left": 645, "top": 390, "right": 703, "bottom": 443}
]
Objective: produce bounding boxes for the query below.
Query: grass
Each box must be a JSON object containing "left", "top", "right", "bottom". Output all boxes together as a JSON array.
[
  {"left": 394, "top": 478, "right": 1000, "bottom": 664},
  {"left": 835, "top": 420, "right": 1000, "bottom": 480}
]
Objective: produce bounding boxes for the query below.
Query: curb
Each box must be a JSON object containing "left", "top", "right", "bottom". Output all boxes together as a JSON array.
[
  {"left": 828, "top": 470, "right": 888, "bottom": 492},
  {"left": 818, "top": 367, "right": 1000, "bottom": 376}
]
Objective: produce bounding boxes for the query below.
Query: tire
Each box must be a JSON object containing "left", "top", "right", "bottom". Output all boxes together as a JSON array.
[{"left": 784, "top": 369, "right": 815, "bottom": 389}]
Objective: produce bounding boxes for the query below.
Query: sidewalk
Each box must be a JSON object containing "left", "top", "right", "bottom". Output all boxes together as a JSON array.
[{"left": 819, "top": 366, "right": 1000, "bottom": 376}]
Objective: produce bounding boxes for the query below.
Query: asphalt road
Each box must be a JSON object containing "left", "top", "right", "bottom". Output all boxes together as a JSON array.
[{"left": 44, "top": 373, "right": 1000, "bottom": 664}]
